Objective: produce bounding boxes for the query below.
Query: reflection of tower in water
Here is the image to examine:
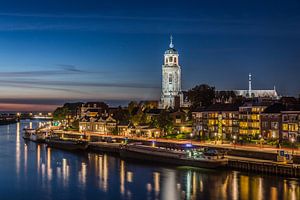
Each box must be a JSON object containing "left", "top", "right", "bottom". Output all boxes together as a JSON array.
[{"left": 16, "top": 122, "right": 20, "bottom": 176}]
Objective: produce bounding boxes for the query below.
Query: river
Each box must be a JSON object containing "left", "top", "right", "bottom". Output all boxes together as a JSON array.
[{"left": 0, "top": 120, "right": 299, "bottom": 200}]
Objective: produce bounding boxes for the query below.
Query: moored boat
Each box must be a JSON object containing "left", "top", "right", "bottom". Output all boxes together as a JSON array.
[
  {"left": 23, "top": 128, "right": 49, "bottom": 142},
  {"left": 23, "top": 128, "right": 36, "bottom": 140},
  {"left": 120, "top": 144, "right": 228, "bottom": 169},
  {"left": 46, "top": 138, "right": 89, "bottom": 151}
]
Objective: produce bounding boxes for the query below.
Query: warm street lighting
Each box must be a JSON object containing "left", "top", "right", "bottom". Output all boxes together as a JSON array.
[
  {"left": 233, "top": 135, "right": 237, "bottom": 149},
  {"left": 214, "top": 132, "right": 217, "bottom": 144},
  {"left": 259, "top": 134, "right": 263, "bottom": 148},
  {"left": 291, "top": 137, "right": 295, "bottom": 155}
]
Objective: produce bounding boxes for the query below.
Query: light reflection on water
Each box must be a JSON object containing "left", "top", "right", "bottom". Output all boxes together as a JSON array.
[{"left": 1, "top": 120, "right": 298, "bottom": 200}]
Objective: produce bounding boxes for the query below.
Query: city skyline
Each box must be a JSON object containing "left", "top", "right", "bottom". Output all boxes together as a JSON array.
[{"left": 0, "top": 0, "right": 300, "bottom": 111}]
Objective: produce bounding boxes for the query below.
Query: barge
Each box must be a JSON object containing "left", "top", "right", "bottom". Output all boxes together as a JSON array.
[
  {"left": 46, "top": 138, "right": 89, "bottom": 151},
  {"left": 120, "top": 144, "right": 228, "bottom": 169}
]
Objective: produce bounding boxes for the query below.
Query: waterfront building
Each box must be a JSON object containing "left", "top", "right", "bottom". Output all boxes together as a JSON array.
[
  {"left": 170, "top": 109, "right": 192, "bottom": 133},
  {"left": 192, "top": 104, "right": 240, "bottom": 140},
  {"left": 238, "top": 102, "right": 269, "bottom": 136},
  {"left": 281, "top": 106, "right": 300, "bottom": 141},
  {"left": 79, "top": 115, "right": 117, "bottom": 134},
  {"left": 159, "top": 36, "right": 190, "bottom": 109},
  {"left": 260, "top": 103, "right": 285, "bottom": 140}
]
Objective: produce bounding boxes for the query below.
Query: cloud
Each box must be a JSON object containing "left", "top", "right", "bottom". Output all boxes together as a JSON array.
[
  {"left": 0, "top": 79, "right": 159, "bottom": 89},
  {"left": 0, "top": 65, "right": 84, "bottom": 77}
]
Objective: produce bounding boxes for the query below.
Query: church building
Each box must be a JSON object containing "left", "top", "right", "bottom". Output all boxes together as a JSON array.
[
  {"left": 159, "top": 36, "right": 190, "bottom": 109},
  {"left": 234, "top": 73, "right": 279, "bottom": 99}
]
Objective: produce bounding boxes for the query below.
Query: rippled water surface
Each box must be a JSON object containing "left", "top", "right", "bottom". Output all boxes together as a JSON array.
[{"left": 0, "top": 120, "right": 299, "bottom": 200}]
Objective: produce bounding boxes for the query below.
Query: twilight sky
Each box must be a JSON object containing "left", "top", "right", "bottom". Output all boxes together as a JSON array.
[{"left": 0, "top": 0, "right": 299, "bottom": 111}]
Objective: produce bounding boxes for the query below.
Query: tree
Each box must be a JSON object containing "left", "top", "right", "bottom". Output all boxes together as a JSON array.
[
  {"left": 157, "top": 110, "right": 174, "bottom": 134},
  {"left": 187, "top": 84, "right": 215, "bottom": 109}
]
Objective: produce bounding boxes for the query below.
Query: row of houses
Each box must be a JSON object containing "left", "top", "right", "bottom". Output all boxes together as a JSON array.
[
  {"left": 77, "top": 102, "right": 192, "bottom": 137},
  {"left": 192, "top": 101, "right": 300, "bottom": 142}
]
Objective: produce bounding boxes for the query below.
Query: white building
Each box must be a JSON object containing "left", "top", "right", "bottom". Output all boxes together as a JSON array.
[
  {"left": 159, "top": 36, "right": 190, "bottom": 109},
  {"left": 234, "top": 73, "right": 279, "bottom": 99}
]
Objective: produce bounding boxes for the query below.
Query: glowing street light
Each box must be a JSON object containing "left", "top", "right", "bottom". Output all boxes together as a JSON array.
[
  {"left": 190, "top": 133, "right": 193, "bottom": 145},
  {"left": 291, "top": 137, "right": 295, "bottom": 155},
  {"left": 233, "top": 135, "right": 237, "bottom": 149}
]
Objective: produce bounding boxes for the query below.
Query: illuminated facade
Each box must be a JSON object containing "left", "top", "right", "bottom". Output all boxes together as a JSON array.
[
  {"left": 281, "top": 111, "right": 300, "bottom": 140},
  {"left": 159, "top": 36, "right": 190, "bottom": 109},
  {"left": 234, "top": 73, "right": 279, "bottom": 99},
  {"left": 239, "top": 103, "right": 268, "bottom": 136},
  {"left": 79, "top": 116, "right": 117, "bottom": 134},
  {"left": 192, "top": 104, "right": 240, "bottom": 139},
  {"left": 260, "top": 103, "right": 285, "bottom": 140}
]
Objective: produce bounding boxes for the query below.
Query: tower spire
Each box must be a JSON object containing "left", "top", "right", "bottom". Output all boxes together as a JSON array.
[
  {"left": 248, "top": 73, "right": 252, "bottom": 97},
  {"left": 169, "top": 35, "right": 174, "bottom": 48}
]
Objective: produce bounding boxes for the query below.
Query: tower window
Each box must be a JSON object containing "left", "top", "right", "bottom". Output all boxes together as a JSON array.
[
  {"left": 169, "top": 74, "right": 173, "bottom": 84},
  {"left": 174, "top": 57, "right": 177, "bottom": 63},
  {"left": 165, "top": 58, "right": 168, "bottom": 63},
  {"left": 169, "top": 57, "right": 173, "bottom": 62}
]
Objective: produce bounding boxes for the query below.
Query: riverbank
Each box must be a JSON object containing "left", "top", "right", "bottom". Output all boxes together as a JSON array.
[{"left": 40, "top": 130, "right": 300, "bottom": 177}]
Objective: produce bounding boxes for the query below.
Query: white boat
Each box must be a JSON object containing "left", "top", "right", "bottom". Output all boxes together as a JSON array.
[{"left": 23, "top": 128, "right": 49, "bottom": 142}]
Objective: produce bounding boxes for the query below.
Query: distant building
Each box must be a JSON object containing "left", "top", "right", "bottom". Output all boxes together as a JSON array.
[
  {"left": 80, "top": 102, "right": 109, "bottom": 117},
  {"left": 234, "top": 73, "right": 279, "bottom": 99},
  {"left": 159, "top": 36, "right": 190, "bottom": 109}
]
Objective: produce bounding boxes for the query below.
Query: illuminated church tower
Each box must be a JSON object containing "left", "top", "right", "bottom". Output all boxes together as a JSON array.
[{"left": 159, "top": 36, "right": 182, "bottom": 109}]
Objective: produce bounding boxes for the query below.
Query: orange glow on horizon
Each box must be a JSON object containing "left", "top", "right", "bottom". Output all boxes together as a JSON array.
[{"left": 0, "top": 103, "right": 58, "bottom": 111}]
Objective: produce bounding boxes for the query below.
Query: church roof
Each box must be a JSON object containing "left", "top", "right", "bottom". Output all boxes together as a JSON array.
[{"left": 234, "top": 89, "right": 278, "bottom": 98}]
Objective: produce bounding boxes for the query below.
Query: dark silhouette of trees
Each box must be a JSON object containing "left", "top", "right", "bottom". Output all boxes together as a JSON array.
[{"left": 187, "top": 84, "right": 215, "bottom": 110}]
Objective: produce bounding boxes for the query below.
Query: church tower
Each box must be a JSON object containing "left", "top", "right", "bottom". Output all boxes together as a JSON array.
[{"left": 159, "top": 36, "right": 181, "bottom": 109}]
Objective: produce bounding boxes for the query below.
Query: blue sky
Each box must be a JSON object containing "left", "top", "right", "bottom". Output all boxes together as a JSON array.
[{"left": 0, "top": 0, "right": 299, "bottom": 111}]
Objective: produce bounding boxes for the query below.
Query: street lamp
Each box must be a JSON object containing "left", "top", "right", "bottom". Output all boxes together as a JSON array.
[
  {"left": 233, "top": 135, "right": 237, "bottom": 149},
  {"left": 291, "top": 137, "right": 295, "bottom": 155},
  {"left": 214, "top": 132, "right": 217, "bottom": 144},
  {"left": 259, "top": 134, "right": 263, "bottom": 148},
  {"left": 190, "top": 133, "right": 193, "bottom": 145}
]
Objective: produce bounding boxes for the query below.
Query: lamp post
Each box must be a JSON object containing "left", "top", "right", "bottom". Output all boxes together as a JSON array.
[
  {"left": 259, "top": 134, "right": 263, "bottom": 148},
  {"left": 291, "top": 137, "right": 295, "bottom": 155},
  {"left": 190, "top": 133, "right": 193, "bottom": 145},
  {"left": 214, "top": 132, "right": 217, "bottom": 144},
  {"left": 233, "top": 135, "right": 237, "bottom": 149}
]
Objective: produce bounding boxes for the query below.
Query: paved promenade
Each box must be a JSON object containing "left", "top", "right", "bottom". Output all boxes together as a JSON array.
[{"left": 54, "top": 130, "right": 300, "bottom": 155}]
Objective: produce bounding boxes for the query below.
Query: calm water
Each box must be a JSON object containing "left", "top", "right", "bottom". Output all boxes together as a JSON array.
[{"left": 0, "top": 120, "right": 299, "bottom": 200}]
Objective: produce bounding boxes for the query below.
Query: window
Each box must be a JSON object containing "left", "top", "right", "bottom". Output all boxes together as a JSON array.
[
  {"left": 174, "top": 57, "right": 177, "bottom": 63},
  {"left": 168, "top": 74, "right": 172, "bottom": 84},
  {"left": 169, "top": 57, "right": 173, "bottom": 62},
  {"left": 271, "top": 122, "right": 279, "bottom": 129},
  {"left": 282, "top": 124, "right": 288, "bottom": 131},
  {"left": 165, "top": 58, "right": 168, "bottom": 63}
]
